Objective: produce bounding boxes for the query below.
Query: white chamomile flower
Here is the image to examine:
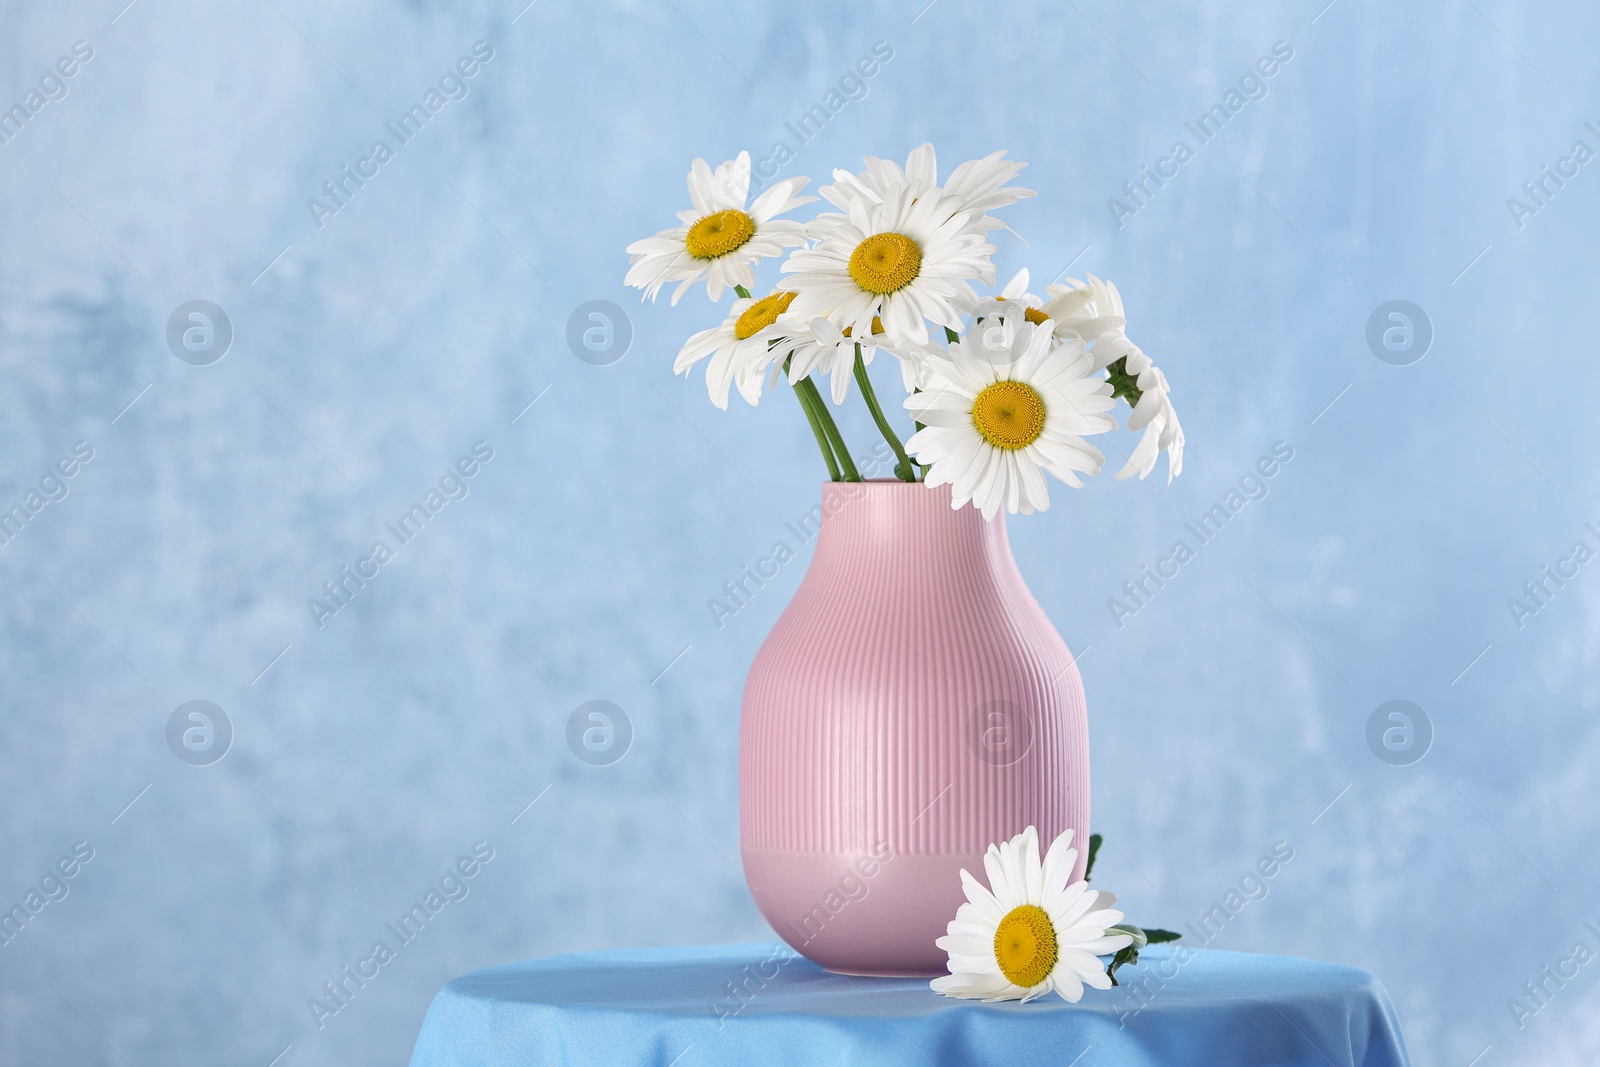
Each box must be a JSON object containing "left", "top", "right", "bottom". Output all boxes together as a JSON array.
[
  {"left": 1040, "top": 274, "right": 1140, "bottom": 373},
  {"left": 626, "top": 152, "right": 814, "bottom": 305},
  {"left": 965, "top": 267, "right": 1049, "bottom": 324},
  {"left": 784, "top": 315, "right": 935, "bottom": 404},
  {"left": 905, "top": 315, "right": 1115, "bottom": 520},
  {"left": 673, "top": 291, "right": 799, "bottom": 409},
  {"left": 782, "top": 180, "right": 996, "bottom": 346},
  {"left": 820, "top": 143, "right": 1034, "bottom": 234},
  {"left": 1043, "top": 275, "right": 1184, "bottom": 482},
  {"left": 1110, "top": 353, "right": 1185, "bottom": 482},
  {"left": 931, "top": 827, "right": 1133, "bottom": 1004}
]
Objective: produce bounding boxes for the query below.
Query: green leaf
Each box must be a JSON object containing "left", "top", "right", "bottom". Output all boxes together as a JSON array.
[
  {"left": 1107, "top": 944, "right": 1140, "bottom": 985},
  {"left": 1105, "top": 356, "right": 1143, "bottom": 408},
  {"left": 1104, "top": 924, "right": 1182, "bottom": 984},
  {"left": 1104, "top": 925, "right": 1147, "bottom": 986},
  {"left": 1082, "top": 835, "right": 1180, "bottom": 987}
]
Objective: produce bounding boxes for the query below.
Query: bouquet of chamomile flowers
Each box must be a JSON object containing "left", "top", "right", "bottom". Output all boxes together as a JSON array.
[{"left": 625, "top": 145, "right": 1185, "bottom": 520}]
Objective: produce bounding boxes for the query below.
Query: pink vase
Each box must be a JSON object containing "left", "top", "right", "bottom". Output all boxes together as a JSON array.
[{"left": 739, "top": 480, "right": 1090, "bottom": 977}]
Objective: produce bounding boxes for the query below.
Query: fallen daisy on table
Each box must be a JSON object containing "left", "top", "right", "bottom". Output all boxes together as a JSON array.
[
  {"left": 931, "top": 827, "right": 1157, "bottom": 1004},
  {"left": 931, "top": 827, "right": 1129, "bottom": 1003}
]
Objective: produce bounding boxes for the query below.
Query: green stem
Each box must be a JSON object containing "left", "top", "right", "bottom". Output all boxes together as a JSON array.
[
  {"left": 852, "top": 345, "right": 915, "bottom": 481},
  {"left": 926, "top": 327, "right": 961, "bottom": 482},
  {"left": 787, "top": 357, "right": 841, "bottom": 481},
  {"left": 796, "top": 376, "right": 860, "bottom": 481},
  {"left": 733, "top": 284, "right": 857, "bottom": 481}
]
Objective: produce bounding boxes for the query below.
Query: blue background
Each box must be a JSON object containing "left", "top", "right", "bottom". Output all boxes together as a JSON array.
[{"left": 1, "top": 1, "right": 1595, "bottom": 1064}]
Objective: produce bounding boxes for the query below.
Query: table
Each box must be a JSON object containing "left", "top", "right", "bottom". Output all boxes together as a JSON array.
[{"left": 409, "top": 942, "right": 1411, "bottom": 1066}]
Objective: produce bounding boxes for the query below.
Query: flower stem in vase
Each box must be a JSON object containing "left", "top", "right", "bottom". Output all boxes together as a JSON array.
[
  {"left": 797, "top": 376, "right": 860, "bottom": 481},
  {"left": 788, "top": 357, "right": 842, "bottom": 481},
  {"left": 852, "top": 344, "right": 915, "bottom": 481}
]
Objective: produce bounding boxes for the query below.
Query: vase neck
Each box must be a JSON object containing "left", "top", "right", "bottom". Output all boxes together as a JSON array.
[{"left": 812, "top": 481, "right": 1013, "bottom": 574}]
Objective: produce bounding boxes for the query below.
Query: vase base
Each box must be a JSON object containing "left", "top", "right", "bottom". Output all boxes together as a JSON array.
[
  {"left": 743, "top": 845, "right": 972, "bottom": 976},
  {"left": 820, "top": 964, "right": 945, "bottom": 979}
]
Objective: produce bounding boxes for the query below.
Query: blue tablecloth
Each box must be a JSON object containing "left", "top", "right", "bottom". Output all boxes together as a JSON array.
[{"left": 409, "top": 942, "right": 1411, "bottom": 1067}]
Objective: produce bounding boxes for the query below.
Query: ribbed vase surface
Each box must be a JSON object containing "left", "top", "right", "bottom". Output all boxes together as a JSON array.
[{"left": 740, "top": 480, "right": 1089, "bottom": 976}]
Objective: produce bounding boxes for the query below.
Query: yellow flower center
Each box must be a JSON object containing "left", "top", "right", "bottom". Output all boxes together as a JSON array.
[
  {"left": 685, "top": 209, "right": 756, "bottom": 260},
  {"left": 841, "top": 316, "right": 886, "bottom": 338},
  {"left": 848, "top": 232, "right": 922, "bottom": 295},
  {"left": 994, "top": 904, "right": 1058, "bottom": 988},
  {"left": 972, "top": 380, "right": 1046, "bottom": 451},
  {"left": 995, "top": 297, "right": 1050, "bottom": 326},
  {"left": 734, "top": 291, "right": 797, "bottom": 340}
]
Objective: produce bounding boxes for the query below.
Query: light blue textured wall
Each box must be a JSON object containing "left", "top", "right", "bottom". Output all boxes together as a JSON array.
[{"left": 1, "top": 1, "right": 1596, "bottom": 1063}]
